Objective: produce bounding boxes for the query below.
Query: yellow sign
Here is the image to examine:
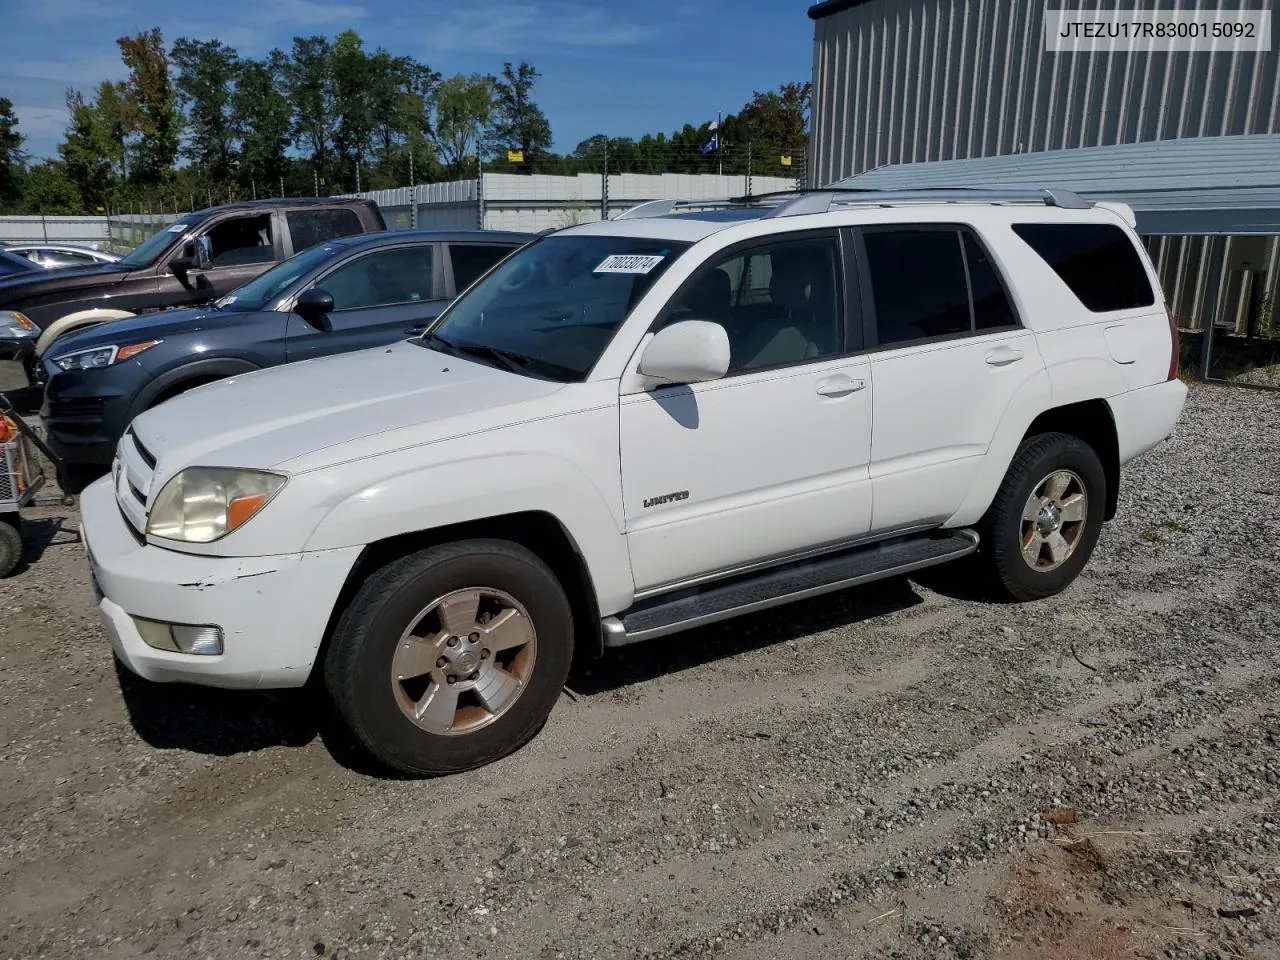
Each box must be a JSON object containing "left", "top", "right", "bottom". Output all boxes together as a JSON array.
[
  {"left": 507, "top": 149, "right": 524, "bottom": 163},
  {"left": 780, "top": 155, "right": 793, "bottom": 167}
]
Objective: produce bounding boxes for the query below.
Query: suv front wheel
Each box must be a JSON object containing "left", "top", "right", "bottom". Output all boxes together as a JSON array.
[
  {"left": 979, "top": 432, "right": 1107, "bottom": 602},
  {"left": 324, "top": 539, "right": 574, "bottom": 776}
]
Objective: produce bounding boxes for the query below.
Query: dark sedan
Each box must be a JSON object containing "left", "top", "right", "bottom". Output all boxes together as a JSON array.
[{"left": 40, "top": 228, "right": 532, "bottom": 469}]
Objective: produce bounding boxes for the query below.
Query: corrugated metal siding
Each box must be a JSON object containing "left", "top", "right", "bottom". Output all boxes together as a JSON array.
[
  {"left": 835, "top": 134, "right": 1280, "bottom": 233},
  {"left": 810, "top": 0, "right": 1280, "bottom": 186},
  {"left": 0, "top": 216, "right": 112, "bottom": 243}
]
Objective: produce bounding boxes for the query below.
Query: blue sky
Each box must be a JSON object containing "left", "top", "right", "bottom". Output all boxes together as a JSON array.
[{"left": 4, "top": 0, "right": 815, "bottom": 161}]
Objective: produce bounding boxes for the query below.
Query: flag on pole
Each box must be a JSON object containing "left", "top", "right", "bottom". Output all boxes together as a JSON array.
[
  {"left": 699, "top": 134, "right": 719, "bottom": 155},
  {"left": 706, "top": 119, "right": 719, "bottom": 131}
]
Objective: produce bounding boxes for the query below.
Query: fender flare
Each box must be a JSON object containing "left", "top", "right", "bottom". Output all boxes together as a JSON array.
[
  {"left": 127, "top": 357, "right": 262, "bottom": 421},
  {"left": 35, "top": 308, "right": 137, "bottom": 357}
]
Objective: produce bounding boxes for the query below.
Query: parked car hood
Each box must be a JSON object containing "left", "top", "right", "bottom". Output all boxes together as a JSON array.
[
  {"left": 47, "top": 306, "right": 225, "bottom": 356},
  {"left": 0, "top": 262, "right": 132, "bottom": 303},
  {"left": 128, "top": 339, "right": 567, "bottom": 482}
]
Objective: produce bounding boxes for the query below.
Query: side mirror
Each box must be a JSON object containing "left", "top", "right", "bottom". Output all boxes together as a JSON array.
[
  {"left": 171, "top": 236, "right": 212, "bottom": 273},
  {"left": 295, "top": 288, "right": 335, "bottom": 332},
  {"left": 637, "top": 319, "right": 730, "bottom": 385}
]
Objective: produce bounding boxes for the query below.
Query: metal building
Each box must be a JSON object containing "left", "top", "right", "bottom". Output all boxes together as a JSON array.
[
  {"left": 807, "top": 0, "right": 1280, "bottom": 187},
  {"left": 840, "top": 136, "right": 1280, "bottom": 364}
]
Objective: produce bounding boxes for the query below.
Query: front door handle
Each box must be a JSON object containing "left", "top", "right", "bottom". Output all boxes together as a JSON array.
[
  {"left": 816, "top": 375, "right": 867, "bottom": 398},
  {"left": 985, "top": 346, "right": 1024, "bottom": 367}
]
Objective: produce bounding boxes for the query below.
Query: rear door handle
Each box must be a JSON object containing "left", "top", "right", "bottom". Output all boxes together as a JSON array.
[
  {"left": 985, "top": 346, "right": 1024, "bottom": 367},
  {"left": 816, "top": 375, "right": 867, "bottom": 398}
]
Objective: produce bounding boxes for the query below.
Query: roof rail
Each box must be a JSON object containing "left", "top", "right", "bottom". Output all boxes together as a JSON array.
[{"left": 612, "top": 186, "right": 1092, "bottom": 221}]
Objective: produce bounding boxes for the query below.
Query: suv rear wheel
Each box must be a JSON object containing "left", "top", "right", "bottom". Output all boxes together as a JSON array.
[
  {"left": 979, "top": 432, "right": 1106, "bottom": 601},
  {"left": 323, "top": 539, "right": 573, "bottom": 776}
]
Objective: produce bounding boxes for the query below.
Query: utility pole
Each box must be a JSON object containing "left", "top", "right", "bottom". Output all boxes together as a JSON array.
[
  {"left": 717, "top": 112, "right": 723, "bottom": 177},
  {"left": 314, "top": 167, "right": 319, "bottom": 197},
  {"left": 601, "top": 140, "right": 610, "bottom": 220},
  {"left": 279, "top": 175, "right": 285, "bottom": 198},
  {"left": 746, "top": 143, "right": 753, "bottom": 198},
  {"left": 356, "top": 160, "right": 361, "bottom": 193}
]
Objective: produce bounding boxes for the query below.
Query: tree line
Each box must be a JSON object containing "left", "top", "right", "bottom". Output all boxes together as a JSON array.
[{"left": 0, "top": 27, "right": 810, "bottom": 216}]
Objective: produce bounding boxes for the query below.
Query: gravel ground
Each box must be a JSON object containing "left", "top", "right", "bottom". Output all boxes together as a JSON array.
[{"left": 1, "top": 380, "right": 1279, "bottom": 960}]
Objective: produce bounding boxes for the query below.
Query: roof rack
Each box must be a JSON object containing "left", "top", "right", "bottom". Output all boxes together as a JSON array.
[{"left": 612, "top": 186, "right": 1092, "bottom": 221}]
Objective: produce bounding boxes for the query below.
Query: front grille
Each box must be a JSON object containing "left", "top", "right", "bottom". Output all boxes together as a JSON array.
[
  {"left": 114, "top": 430, "right": 157, "bottom": 536},
  {"left": 131, "top": 431, "right": 157, "bottom": 468}
]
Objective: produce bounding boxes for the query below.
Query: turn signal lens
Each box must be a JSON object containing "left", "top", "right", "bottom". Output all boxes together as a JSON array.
[{"left": 117, "top": 340, "right": 162, "bottom": 362}]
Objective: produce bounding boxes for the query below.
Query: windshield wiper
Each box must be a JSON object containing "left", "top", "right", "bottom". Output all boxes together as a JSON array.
[
  {"left": 419, "top": 332, "right": 527, "bottom": 374},
  {"left": 450, "top": 340, "right": 535, "bottom": 375}
]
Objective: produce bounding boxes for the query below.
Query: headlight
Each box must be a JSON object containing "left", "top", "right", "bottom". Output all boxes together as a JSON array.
[
  {"left": 0, "top": 310, "right": 37, "bottom": 339},
  {"left": 147, "top": 467, "right": 288, "bottom": 543},
  {"left": 53, "top": 340, "right": 161, "bottom": 371}
]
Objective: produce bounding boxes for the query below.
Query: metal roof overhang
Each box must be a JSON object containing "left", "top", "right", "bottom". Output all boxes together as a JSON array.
[{"left": 834, "top": 135, "right": 1280, "bottom": 236}]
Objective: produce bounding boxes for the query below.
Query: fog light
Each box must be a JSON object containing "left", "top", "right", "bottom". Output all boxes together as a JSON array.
[
  {"left": 171, "top": 625, "right": 224, "bottom": 656},
  {"left": 132, "top": 617, "right": 224, "bottom": 655}
]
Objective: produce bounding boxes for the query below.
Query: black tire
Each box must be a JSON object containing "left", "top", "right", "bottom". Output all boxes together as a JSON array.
[
  {"left": 323, "top": 539, "right": 573, "bottom": 776},
  {"left": 977, "top": 432, "right": 1107, "bottom": 602},
  {"left": 0, "top": 519, "right": 22, "bottom": 578}
]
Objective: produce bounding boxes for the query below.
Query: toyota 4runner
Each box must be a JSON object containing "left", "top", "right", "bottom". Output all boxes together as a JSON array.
[{"left": 78, "top": 187, "right": 1188, "bottom": 776}]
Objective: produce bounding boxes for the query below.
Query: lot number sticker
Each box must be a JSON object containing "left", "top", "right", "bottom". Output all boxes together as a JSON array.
[{"left": 594, "top": 254, "right": 665, "bottom": 274}]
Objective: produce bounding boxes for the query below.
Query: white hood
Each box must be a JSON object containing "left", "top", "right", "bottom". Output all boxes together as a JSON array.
[{"left": 129, "top": 340, "right": 565, "bottom": 479}]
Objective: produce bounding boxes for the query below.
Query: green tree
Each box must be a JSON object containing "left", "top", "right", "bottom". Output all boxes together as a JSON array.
[
  {"left": 171, "top": 37, "right": 240, "bottom": 182},
  {"left": 117, "top": 28, "right": 180, "bottom": 184},
  {"left": 484, "top": 61, "right": 551, "bottom": 167},
  {"left": 59, "top": 89, "right": 121, "bottom": 211},
  {"left": 432, "top": 73, "right": 493, "bottom": 175},
  {"left": 93, "top": 80, "right": 135, "bottom": 181},
  {"left": 284, "top": 35, "right": 336, "bottom": 186},
  {"left": 234, "top": 52, "right": 292, "bottom": 195},
  {"left": 0, "top": 97, "right": 25, "bottom": 211},
  {"left": 19, "top": 161, "right": 81, "bottom": 214},
  {"left": 736, "top": 81, "right": 811, "bottom": 150}
]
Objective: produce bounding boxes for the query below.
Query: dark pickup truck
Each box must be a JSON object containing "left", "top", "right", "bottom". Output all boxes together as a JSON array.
[{"left": 0, "top": 196, "right": 385, "bottom": 388}]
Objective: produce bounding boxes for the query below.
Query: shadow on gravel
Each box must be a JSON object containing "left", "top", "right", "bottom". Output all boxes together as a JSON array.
[
  {"left": 16, "top": 514, "right": 79, "bottom": 568},
  {"left": 571, "top": 575, "right": 925, "bottom": 695},
  {"left": 115, "top": 659, "right": 320, "bottom": 756}
]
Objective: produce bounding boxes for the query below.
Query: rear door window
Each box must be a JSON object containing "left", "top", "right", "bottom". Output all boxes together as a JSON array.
[
  {"left": 1012, "top": 222, "right": 1155, "bottom": 312},
  {"left": 287, "top": 209, "right": 364, "bottom": 254},
  {"left": 449, "top": 243, "right": 516, "bottom": 292},
  {"left": 863, "top": 227, "right": 1020, "bottom": 346}
]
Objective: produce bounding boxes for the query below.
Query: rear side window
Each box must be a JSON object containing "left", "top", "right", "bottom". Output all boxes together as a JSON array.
[
  {"left": 288, "top": 208, "right": 364, "bottom": 254},
  {"left": 450, "top": 244, "right": 514, "bottom": 291},
  {"left": 864, "top": 227, "right": 1018, "bottom": 347},
  {"left": 1012, "top": 223, "right": 1154, "bottom": 312}
]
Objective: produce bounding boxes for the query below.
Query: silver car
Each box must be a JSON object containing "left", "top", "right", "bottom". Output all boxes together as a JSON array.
[{"left": 3, "top": 242, "right": 121, "bottom": 269}]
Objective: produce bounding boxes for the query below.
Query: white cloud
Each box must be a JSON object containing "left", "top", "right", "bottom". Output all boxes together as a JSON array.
[{"left": 419, "top": 2, "right": 658, "bottom": 54}]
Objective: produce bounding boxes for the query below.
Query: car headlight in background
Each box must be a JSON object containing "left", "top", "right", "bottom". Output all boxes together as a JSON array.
[
  {"left": 147, "top": 467, "right": 288, "bottom": 543},
  {"left": 52, "top": 340, "right": 161, "bottom": 371},
  {"left": 0, "top": 310, "right": 38, "bottom": 339}
]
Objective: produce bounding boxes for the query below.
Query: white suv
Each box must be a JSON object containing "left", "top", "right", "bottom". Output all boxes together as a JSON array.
[{"left": 79, "top": 187, "right": 1188, "bottom": 775}]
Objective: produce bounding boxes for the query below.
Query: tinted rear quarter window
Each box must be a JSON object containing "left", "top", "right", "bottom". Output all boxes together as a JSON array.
[
  {"left": 450, "top": 244, "right": 514, "bottom": 291},
  {"left": 288, "top": 208, "right": 364, "bottom": 253},
  {"left": 1012, "top": 223, "right": 1154, "bottom": 312}
]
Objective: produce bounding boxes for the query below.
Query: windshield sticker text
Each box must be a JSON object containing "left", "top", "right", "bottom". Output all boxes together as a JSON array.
[
  {"left": 594, "top": 254, "right": 665, "bottom": 275},
  {"left": 167, "top": 223, "right": 191, "bottom": 233}
]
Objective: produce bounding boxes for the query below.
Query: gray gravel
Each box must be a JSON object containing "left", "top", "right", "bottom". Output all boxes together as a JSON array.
[{"left": 1, "top": 380, "right": 1278, "bottom": 960}]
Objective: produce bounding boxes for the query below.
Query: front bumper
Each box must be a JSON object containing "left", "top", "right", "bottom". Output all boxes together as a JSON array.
[
  {"left": 41, "top": 366, "right": 139, "bottom": 466},
  {"left": 79, "top": 475, "right": 362, "bottom": 689}
]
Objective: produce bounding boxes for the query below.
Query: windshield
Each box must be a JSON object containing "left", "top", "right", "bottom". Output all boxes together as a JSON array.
[
  {"left": 214, "top": 241, "right": 345, "bottom": 312},
  {"left": 426, "top": 234, "right": 689, "bottom": 381},
  {"left": 118, "top": 221, "right": 193, "bottom": 267}
]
